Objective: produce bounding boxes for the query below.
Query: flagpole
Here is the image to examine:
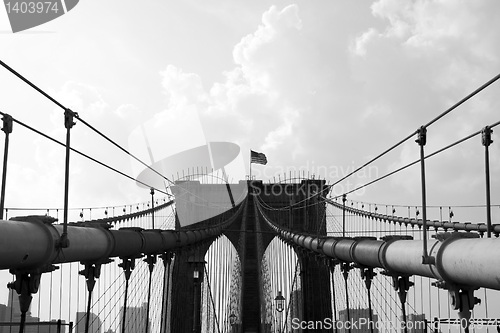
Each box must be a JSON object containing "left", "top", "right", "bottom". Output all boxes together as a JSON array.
[{"left": 249, "top": 150, "right": 252, "bottom": 181}]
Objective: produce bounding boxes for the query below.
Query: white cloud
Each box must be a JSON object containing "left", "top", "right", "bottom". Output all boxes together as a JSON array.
[
  {"left": 351, "top": 28, "right": 379, "bottom": 56},
  {"left": 115, "top": 104, "right": 142, "bottom": 120},
  {"left": 54, "top": 81, "right": 108, "bottom": 119},
  {"left": 200, "top": 4, "right": 307, "bottom": 155},
  {"left": 344, "top": 0, "right": 500, "bottom": 211},
  {"left": 362, "top": 0, "right": 500, "bottom": 63},
  {"left": 3, "top": 1, "right": 498, "bottom": 217},
  {"left": 233, "top": 5, "right": 303, "bottom": 79},
  {"left": 160, "top": 65, "right": 208, "bottom": 105}
]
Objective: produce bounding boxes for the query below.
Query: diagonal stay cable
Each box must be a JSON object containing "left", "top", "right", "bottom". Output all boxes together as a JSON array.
[{"left": 0, "top": 111, "right": 169, "bottom": 195}]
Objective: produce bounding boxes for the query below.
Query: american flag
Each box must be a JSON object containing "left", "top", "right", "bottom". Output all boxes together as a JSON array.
[{"left": 250, "top": 150, "right": 267, "bottom": 165}]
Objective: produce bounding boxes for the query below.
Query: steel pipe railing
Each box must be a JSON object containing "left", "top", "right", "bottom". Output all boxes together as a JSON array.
[
  {"left": 257, "top": 203, "right": 500, "bottom": 291},
  {"left": 0, "top": 201, "right": 244, "bottom": 270},
  {"left": 326, "top": 198, "right": 500, "bottom": 235}
]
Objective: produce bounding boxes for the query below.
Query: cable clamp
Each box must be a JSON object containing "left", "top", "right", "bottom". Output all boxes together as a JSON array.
[
  {"left": 482, "top": 126, "right": 493, "bottom": 146},
  {"left": 1, "top": 114, "right": 13, "bottom": 134},
  {"left": 415, "top": 126, "right": 427, "bottom": 146},
  {"left": 64, "top": 108, "right": 78, "bottom": 129}
]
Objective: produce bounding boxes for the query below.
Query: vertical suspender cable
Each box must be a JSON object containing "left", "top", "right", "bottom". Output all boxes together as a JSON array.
[
  {"left": 85, "top": 289, "right": 93, "bottom": 333},
  {"left": 342, "top": 194, "right": 346, "bottom": 237},
  {"left": 330, "top": 264, "right": 338, "bottom": 333},
  {"left": 150, "top": 189, "right": 155, "bottom": 229},
  {"left": 61, "top": 109, "right": 77, "bottom": 248},
  {"left": 0, "top": 114, "right": 12, "bottom": 220},
  {"left": 342, "top": 263, "right": 351, "bottom": 333},
  {"left": 416, "top": 126, "right": 431, "bottom": 263},
  {"left": 145, "top": 255, "right": 156, "bottom": 333},
  {"left": 160, "top": 253, "right": 171, "bottom": 333},
  {"left": 119, "top": 258, "right": 134, "bottom": 333},
  {"left": 481, "top": 126, "right": 493, "bottom": 238}
]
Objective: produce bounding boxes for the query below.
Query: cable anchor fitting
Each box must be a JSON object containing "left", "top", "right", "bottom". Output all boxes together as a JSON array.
[
  {"left": 434, "top": 281, "right": 480, "bottom": 332},
  {"left": 360, "top": 266, "right": 377, "bottom": 291},
  {"left": 341, "top": 262, "right": 352, "bottom": 280},
  {"left": 118, "top": 257, "right": 137, "bottom": 281},
  {"left": 7, "top": 265, "right": 57, "bottom": 319},
  {"left": 144, "top": 254, "right": 157, "bottom": 273},
  {"left": 392, "top": 274, "right": 414, "bottom": 305},
  {"left": 79, "top": 263, "right": 102, "bottom": 293},
  {"left": 79, "top": 259, "right": 111, "bottom": 293}
]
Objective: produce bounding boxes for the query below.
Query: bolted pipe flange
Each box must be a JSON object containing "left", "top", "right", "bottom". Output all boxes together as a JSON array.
[
  {"left": 433, "top": 231, "right": 480, "bottom": 286},
  {"left": 441, "top": 282, "right": 480, "bottom": 332}
]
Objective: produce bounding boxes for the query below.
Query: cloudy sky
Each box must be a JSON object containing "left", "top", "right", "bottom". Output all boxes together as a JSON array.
[{"left": 0, "top": 0, "right": 499, "bottom": 223}]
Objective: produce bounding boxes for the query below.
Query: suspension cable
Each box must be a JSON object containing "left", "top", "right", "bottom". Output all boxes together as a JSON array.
[
  {"left": 425, "top": 73, "right": 500, "bottom": 128},
  {"left": 335, "top": 119, "right": 500, "bottom": 198},
  {"left": 331, "top": 131, "right": 417, "bottom": 188},
  {"left": 0, "top": 59, "right": 174, "bottom": 190},
  {"left": 329, "top": 73, "right": 500, "bottom": 194},
  {"left": 0, "top": 111, "right": 169, "bottom": 195},
  {"left": 0, "top": 59, "right": 66, "bottom": 109},
  {"left": 75, "top": 115, "right": 174, "bottom": 186}
]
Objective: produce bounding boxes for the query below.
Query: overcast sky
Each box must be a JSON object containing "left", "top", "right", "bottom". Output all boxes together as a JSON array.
[{"left": 0, "top": 0, "right": 499, "bottom": 223}]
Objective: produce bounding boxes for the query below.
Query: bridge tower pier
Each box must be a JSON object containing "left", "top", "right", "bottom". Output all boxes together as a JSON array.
[
  {"left": 257, "top": 179, "right": 333, "bottom": 331},
  {"left": 168, "top": 243, "right": 211, "bottom": 333}
]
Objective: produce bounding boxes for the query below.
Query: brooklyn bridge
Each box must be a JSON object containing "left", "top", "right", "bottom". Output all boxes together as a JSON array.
[{"left": 0, "top": 61, "right": 499, "bottom": 333}]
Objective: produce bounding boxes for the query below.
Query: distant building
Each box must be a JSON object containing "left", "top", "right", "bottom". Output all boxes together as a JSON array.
[
  {"left": 404, "top": 313, "right": 427, "bottom": 333},
  {"left": 338, "top": 308, "right": 379, "bottom": 333},
  {"left": 0, "top": 304, "right": 8, "bottom": 333},
  {"left": 0, "top": 289, "right": 67, "bottom": 333},
  {"left": 75, "top": 311, "right": 102, "bottom": 333},
  {"left": 0, "top": 289, "right": 40, "bottom": 333},
  {"left": 119, "top": 303, "right": 150, "bottom": 333}
]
